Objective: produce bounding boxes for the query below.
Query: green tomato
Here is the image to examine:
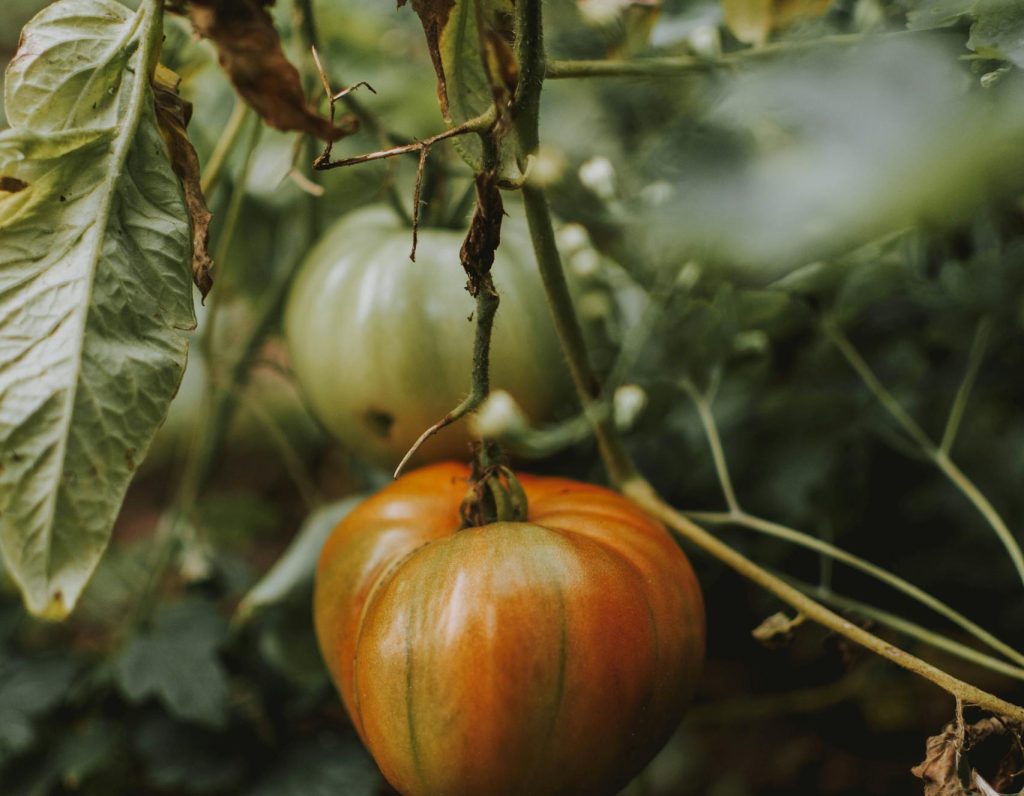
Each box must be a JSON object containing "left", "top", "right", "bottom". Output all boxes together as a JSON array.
[{"left": 284, "top": 206, "right": 580, "bottom": 466}]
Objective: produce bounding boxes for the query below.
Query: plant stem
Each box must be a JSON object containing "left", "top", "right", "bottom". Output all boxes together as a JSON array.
[
  {"left": 293, "top": 0, "right": 410, "bottom": 224},
  {"left": 824, "top": 319, "right": 936, "bottom": 454},
  {"left": 692, "top": 511, "right": 1024, "bottom": 668},
  {"left": 200, "top": 99, "right": 250, "bottom": 196},
  {"left": 521, "top": 187, "right": 638, "bottom": 487},
  {"left": 682, "top": 370, "right": 1024, "bottom": 667},
  {"left": 513, "top": 0, "right": 1024, "bottom": 723},
  {"left": 544, "top": 31, "right": 912, "bottom": 79},
  {"left": 625, "top": 480, "right": 1024, "bottom": 722},
  {"left": 784, "top": 576, "right": 1024, "bottom": 682},
  {"left": 313, "top": 107, "right": 496, "bottom": 171},
  {"left": 825, "top": 319, "right": 1024, "bottom": 587},
  {"left": 394, "top": 286, "right": 500, "bottom": 478},
  {"left": 940, "top": 316, "right": 992, "bottom": 455},
  {"left": 681, "top": 380, "right": 741, "bottom": 513}
]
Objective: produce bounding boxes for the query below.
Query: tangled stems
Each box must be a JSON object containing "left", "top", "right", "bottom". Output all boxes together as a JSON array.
[
  {"left": 823, "top": 318, "right": 1024, "bottom": 588},
  {"left": 513, "top": 0, "right": 1024, "bottom": 722},
  {"left": 680, "top": 379, "right": 1024, "bottom": 670}
]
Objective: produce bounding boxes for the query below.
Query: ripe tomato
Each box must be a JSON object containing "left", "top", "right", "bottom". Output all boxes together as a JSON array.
[
  {"left": 314, "top": 462, "right": 705, "bottom": 796},
  {"left": 284, "top": 207, "right": 586, "bottom": 466}
]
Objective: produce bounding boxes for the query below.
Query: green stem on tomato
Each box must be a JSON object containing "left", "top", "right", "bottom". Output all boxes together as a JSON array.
[{"left": 393, "top": 285, "right": 500, "bottom": 479}]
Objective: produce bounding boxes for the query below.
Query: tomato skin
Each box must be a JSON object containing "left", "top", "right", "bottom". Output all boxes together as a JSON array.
[
  {"left": 314, "top": 463, "right": 705, "bottom": 796},
  {"left": 284, "top": 207, "right": 581, "bottom": 467}
]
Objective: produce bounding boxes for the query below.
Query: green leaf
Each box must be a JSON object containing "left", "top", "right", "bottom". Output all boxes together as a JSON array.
[
  {"left": 0, "top": 0, "right": 196, "bottom": 619},
  {"left": 247, "top": 734, "right": 380, "bottom": 796},
  {"left": 905, "top": 0, "right": 976, "bottom": 30},
  {"left": 236, "top": 494, "right": 367, "bottom": 622},
  {"left": 133, "top": 712, "right": 244, "bottom": 793},
  {"left": 113, "top": 599, "right": 230, "bottom": 728},
  {"left": 0, "top": 655, "right": 79, "bottom": 765},
  {"left": 969, "top": 0, "right": 1024, "bottom": 67}
]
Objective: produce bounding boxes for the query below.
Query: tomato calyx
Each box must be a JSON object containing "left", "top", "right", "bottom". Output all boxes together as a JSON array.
[{"left": 459, "top": 442, "right": 528, "bottom": 527}]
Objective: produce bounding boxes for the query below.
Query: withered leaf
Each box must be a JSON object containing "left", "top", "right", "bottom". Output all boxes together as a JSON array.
[
  {"left": 152, "top": 64, "right": 214, "bottom": 298},
  {"left": 400, "top": 0, "right": 517, "bottom": 169},
  {"left": 185, "top": 0, "right": 356, "bottom": 142},
  {"left": 0, "top": 176, "right": 28, "bottom": 193},
  {"left": 399, "top": 0, "right": 456, "bottom": 117},
  {"left": 751, "top": 611, "right": 804, "bottom": 646},
  {"left": 912, "top": 720, "right": 970, "bottom": 796},
  {"left": 912, "top": 716, "right": 1024, "bottom": 796},
  {"left": 460, "top": 172, "right": 504, "bottom": 294}
]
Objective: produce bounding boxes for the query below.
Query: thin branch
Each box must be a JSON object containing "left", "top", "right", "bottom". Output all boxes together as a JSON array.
[
  {"left": 823, "top": 319, "right": 936, "bottom": 454},
  {"left": 545, "top": 31, "right": 913, "bottom": 79},
  {"left": 201, "top": 114, "right": 262, "bottom": 363},
  {"left": 940, "top": 316, "right": 993, "bottom": 455},
  {"left": 410, "top": 145, "right": 431, "bottom": 261},
  {"left": 235, "top": 389, "right": 321, "bottom": 510},
  {"left": 691, "top": 511, "right": 1024, "bottom": 669},
  {"left": 200, "top": 99, "right": 250, "bottom": 196},
  {"left": 626, "top": 481, "right": 1024, "bottom": 722},
  {"left": 785, "top": 577, "right": 1024, "bottom": 682},
  {"left": 825, "top": 318, "right": 1024, "bottom": 587},
  {"left": 680, "top": 379, "right": 741, "bottom": 513},
  {"left": 393, "top": 286, "right": 500, "bottom": 478},
  {"left": 313, "top": 107, "right": 497, "bottom": 171},
  {"left": 934, "top": 453, "right": 1024, "bottom": 586}
]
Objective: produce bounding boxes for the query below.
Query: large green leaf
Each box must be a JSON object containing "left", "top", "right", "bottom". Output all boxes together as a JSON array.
[
  {"left": 0, "top": 0, "right": 195, "bottom": 619},
  {"left": 236, "top": 494, "right": 366, "bottom": 622},
  {"left": 113, "top": 598, "right": 230, "bottom": 728}
]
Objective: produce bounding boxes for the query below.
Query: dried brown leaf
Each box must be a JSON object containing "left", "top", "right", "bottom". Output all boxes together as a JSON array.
[
  {"left": 399, "top": 0, "right": 456, "bottom": 116},
  {"left": 751, "top": 611, "right": 804, "bottom": 646},
  {"left": 913, "top": 719, "right": 970, "bottom": 796},
  {"left": 153, "top": 64, "right": 214, "bottom": 298},
  {"left": 913, "top": 714, "right": 1024, "bottom": 796},
  {"left": 460, "top": 172, "right": 504, "bottom": 294},
  {"left": 185, "top": 0, "right": 356, "bottom": 141}
]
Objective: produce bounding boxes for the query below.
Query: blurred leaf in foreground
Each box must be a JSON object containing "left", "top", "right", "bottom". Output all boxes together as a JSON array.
[
  {"left": 0, "top": 655, "right": 79, "bottom": 766},
  {"left": 641, "top": 38, "right": 1024, "bottom": 272},
  {"left": 0, "top": 0, "right": 195, "bottom": 619}
]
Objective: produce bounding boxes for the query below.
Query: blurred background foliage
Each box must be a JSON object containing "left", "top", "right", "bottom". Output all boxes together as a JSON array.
[{"left": 2, "top": 0, "right": 1024, "bottom": 793}]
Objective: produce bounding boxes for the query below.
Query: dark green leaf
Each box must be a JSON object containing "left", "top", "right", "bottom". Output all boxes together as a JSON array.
[{"left": 113, "top": 599, "right": 230, "bottom": 728}]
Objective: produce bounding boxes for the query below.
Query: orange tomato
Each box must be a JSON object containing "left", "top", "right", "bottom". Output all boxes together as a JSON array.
[{"left": 314, "top": 462, "right": 705, "bottom": 796}]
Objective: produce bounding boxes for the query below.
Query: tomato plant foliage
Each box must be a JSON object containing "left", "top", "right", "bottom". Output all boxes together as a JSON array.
[
  {"left": 0, "top": 0, "right": 195, "bottom": 619},
  {"left": 2, "top": 0, "right": 1024, "bottom": 793}
]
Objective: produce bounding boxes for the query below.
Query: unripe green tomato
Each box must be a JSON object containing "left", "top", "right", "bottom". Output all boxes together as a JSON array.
[{"left": 284, "top": 207, "right": 580, "bottom": 466}]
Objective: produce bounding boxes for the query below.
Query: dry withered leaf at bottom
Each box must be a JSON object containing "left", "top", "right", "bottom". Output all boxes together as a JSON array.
[
  {"left": 751, "top": 611, "right": 804, "bottom": 647},
  {"left": 912, "top": 714, "right": 1024, "bottom": 796},
  {"left": 185, "top": 0, "right": 356, "bottom": 142},
  {"left": 153, "top": 64, "right": 214, "bottom": 298}
]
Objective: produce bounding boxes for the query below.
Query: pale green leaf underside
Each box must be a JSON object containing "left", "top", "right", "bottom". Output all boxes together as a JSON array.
[
  {"left": 237, "top": 494, "right": 367, "bottom": 621},
  {"left": 0, "top": 0, "right": 195, "bottom": 618}
]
